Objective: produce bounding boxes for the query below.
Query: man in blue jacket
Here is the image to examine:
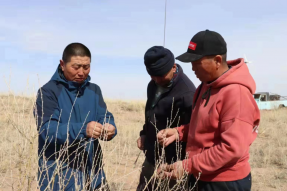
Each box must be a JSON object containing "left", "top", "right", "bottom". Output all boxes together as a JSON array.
[{"left": 34, "top": 43, "right": 117, "bottom": 191}]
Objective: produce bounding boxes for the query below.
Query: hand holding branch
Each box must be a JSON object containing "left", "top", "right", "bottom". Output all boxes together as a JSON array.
[
  {"left": 86, "top": 121, "right": 103, "bottom": 139},
  {"left": 157, "top": 128, "right": 179, "bottom": 147},
  {"left": 86, "top": 121, "right": 115, "bottom": 140},
  {"left": 156, "top": 161, "right": 186, "bottom": 180}
]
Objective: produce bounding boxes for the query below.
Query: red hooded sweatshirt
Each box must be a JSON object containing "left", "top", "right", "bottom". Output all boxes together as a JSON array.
[{"left": 177, "top": 58, "right": 260, "bottom": 181}]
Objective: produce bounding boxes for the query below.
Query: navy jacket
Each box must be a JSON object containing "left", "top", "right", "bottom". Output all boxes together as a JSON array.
[
  {"left": 34, "top": 65, "right": 117, "bottom": 191},
  {"left": 140, "top": 64, "right": 196, "bottom": 165}
]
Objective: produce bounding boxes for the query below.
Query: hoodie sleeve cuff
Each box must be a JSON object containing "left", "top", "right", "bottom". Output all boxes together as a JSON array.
[
  {"left": 176, "top": 125, "right": 185, "bottom": 142},
  {"left": 182, "top": 158, "right": 193, "bottom": 174}
]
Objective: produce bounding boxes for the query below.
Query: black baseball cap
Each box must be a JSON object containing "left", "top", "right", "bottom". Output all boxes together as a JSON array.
[{"left": 176, "top": 29, "right": 227, "bottom": 62}]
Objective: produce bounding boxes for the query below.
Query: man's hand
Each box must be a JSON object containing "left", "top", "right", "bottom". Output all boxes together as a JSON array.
[
  {"left": 156, "top": 161, "right": 186, "bottom": 180},
  {"left": 137, "top": 135, "right": 146, "bottom": 150},
  {"left": 86, "top": 122, "right": 116, "bottom": 140},
  {"left": 157, "top": 128, "right": 179, "bottom": 147},
  {"left": 86, "top": 121, "right": 103, "bottom": 139},
  {"left": 102, "top": 123, "right": 116, "bottom": 140}
]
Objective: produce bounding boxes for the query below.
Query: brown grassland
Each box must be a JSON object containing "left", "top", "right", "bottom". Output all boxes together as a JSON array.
[{"left": 0, "top": 93, "right": 286, "bottom": 191}]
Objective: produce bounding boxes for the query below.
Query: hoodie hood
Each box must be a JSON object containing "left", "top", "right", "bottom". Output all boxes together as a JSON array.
[
  {"left": 207, "top": 58, "right": 256, "bottom": 94},
  {"left": 199, "top": 58, "right": 256, "bottom": 108}
]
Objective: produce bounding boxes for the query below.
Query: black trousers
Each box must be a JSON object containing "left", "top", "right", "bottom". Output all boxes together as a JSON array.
[{"left": 188, "top": 173, "right": 252, "bottom": 191}]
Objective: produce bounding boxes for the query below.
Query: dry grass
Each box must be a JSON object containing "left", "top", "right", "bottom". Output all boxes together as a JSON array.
[
  {"left": 249, "top": 109, "right": 287, "bottom": 190},
  {"left": 0, "top": 93, "right": 286, "bottom": 191}
]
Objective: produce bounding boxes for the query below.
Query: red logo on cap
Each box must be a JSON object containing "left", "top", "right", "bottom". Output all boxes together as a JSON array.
[{"left": 188, "top": 42, "right": 197, "bottom": 50}]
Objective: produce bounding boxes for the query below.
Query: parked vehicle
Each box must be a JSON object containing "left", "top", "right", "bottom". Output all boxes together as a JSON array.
[{"left": 253, "top": 92, "right": 287, "bottom": 110}]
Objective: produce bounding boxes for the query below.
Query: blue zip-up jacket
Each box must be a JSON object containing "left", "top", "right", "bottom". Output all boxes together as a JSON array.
[{"left": 34, "top": 65, "right": 117, "bottom": 191}]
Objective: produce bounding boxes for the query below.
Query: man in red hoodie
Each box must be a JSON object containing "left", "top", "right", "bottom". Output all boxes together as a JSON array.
[{"left": 156, "top": 29, "right": 260, "bottom": 191}]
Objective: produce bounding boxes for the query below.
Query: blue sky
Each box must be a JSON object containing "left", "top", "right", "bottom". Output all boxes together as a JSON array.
[{"left": 1, "top": 0, "right": 287, "bottom": 100}]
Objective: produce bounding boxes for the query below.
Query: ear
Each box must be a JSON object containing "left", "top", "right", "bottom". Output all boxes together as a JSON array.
[
  {"left": 214, "top": 55, "right": 222, "bottom": 69},
  {"left": 172, "top": 63, "right": 177, "bottom": 73},
  {"left": 60, "top": 60, "right": 65, "bottom": 71}
]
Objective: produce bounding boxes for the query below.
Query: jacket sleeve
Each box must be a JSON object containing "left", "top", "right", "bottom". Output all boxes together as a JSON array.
[
  {"left": 175, "top": 90, "right": 194, "bottom": 142},
  {"left": 182, "top": 86, "right": 260, "bottom": 175},
  {"left": 139, "top": 82, "right": 151, "bottom": 137},
  {"left": 139, "top": 124, "right": 146, "bottom": 136},
  {"left": 34, "top": 87, "right": 89, "bottom": 145},
  {"left": 178, "top": 91, "right": 194, "bottom": 125},
  {"left": 96, "top": 86, "right": 117, "bottom": 141}
]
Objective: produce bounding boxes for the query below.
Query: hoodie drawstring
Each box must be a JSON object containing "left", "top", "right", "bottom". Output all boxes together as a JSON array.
[{"left": 202, "top": 87, "right": 211, "bottom": 107}]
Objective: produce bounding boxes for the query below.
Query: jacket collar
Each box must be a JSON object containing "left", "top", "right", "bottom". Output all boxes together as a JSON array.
[
  {"left": 51, "top": 64, "right": 91, "bottom": 93},
  {"left": 152, "top": 63, "right": 183, "bottom": 89},
  {"left": 149, "top": 64, "right": 185, "bottom": 108},
  {"left": 171, "top": 63, "right": 183, "bottom": 87}
]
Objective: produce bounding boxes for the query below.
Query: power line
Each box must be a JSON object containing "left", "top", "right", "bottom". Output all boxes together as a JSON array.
[{"left": 163, "top": 0, "right": 167, "bottom": 47}]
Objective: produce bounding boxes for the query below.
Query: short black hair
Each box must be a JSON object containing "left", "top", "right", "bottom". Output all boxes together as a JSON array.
[
  {"left": 62, "top": 43, "right": 91, "bottom": 63},
  {"left": 205, "top": 54, "right": 227, "bottom": 63}
]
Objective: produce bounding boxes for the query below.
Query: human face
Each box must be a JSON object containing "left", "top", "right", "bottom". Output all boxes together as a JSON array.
[
  {"left": 191, "top": 56, "right": 220, "bottom": 82},
  {"left": 150, "top": 64, "right": 176, "bottom": 87},
  {"left": 60, "top": 56, "right": 91, "bottom": 83}
]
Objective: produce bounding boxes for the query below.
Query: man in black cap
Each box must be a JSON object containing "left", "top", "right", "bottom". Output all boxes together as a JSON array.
[
  {"left": 156, "top": 30, "right": 260, "bottom": 191},
  {"left": 136, "top": 46, "right": 196, "bottom": 190}
]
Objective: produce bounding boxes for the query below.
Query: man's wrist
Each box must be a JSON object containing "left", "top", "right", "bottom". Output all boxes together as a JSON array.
[
  {"left": 83, "top": 121, "right": 91, "bottom": 138},
  {"left": 140, "top": 130, "right": 145, "bottom": 137},
  {"left": 174, "top": 128, "right": 180, "bottom": 141},
  {"left": 182, "top": 158, "right": 192, "bottom": 174}
]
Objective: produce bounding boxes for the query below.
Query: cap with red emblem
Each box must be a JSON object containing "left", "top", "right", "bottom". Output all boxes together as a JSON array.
[{"left": 176, "top": 29, "right": 227, "bottom": 62}]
